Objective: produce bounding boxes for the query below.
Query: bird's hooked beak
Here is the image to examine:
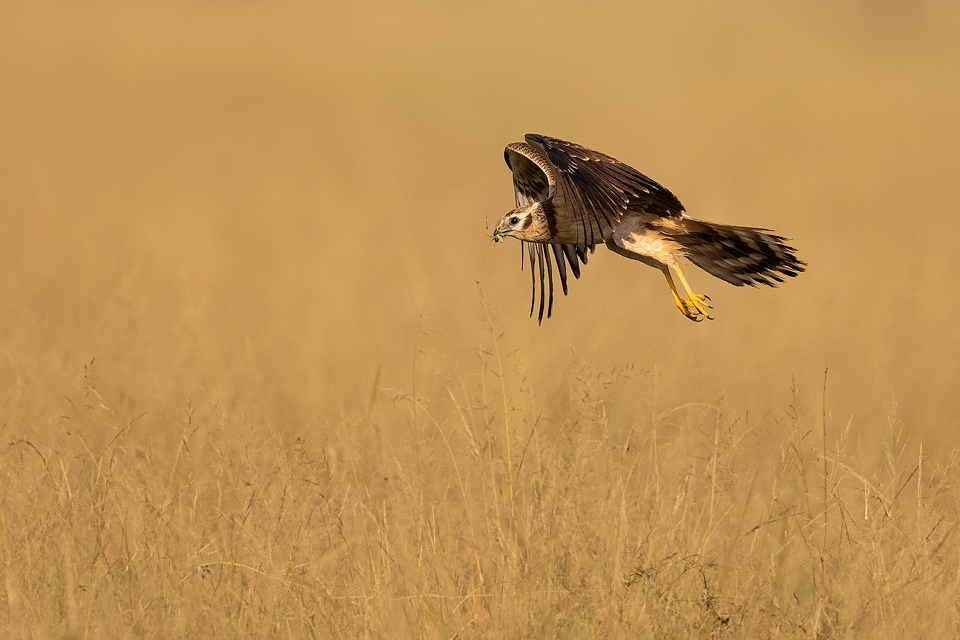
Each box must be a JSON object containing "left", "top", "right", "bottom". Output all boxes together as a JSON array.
[{"left": 492, "top": 223, "right": 506, "bottom": 243}]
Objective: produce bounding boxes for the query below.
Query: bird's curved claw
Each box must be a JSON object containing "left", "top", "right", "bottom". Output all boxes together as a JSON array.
[{"left": 676, "top": 293, "right": 714, "bottom": 321}]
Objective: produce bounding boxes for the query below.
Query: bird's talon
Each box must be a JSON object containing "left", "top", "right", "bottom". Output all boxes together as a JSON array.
[
  {"left": 690, "top": 293, "right": 712, "bottom": 308},
  {"left": 676, "top": 298, "right": 710, "bottom": 321},
  {"left": 685, "top": 294, "right": 711, "bottom": 317}
]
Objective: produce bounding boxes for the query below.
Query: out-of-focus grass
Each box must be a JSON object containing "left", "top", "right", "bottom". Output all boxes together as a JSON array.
[
  {"left": 2, "top": 0, "right": 960, "bottom": 636},
  {"left": 4, "top": 325, "right": 959, "bottom": 637}
]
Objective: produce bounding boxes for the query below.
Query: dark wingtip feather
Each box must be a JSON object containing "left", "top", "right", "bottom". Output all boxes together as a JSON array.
[
  {"left": 562, "top": 244, "right": 581, "bottom": 279},
  {"left": 526, "top": 242, "right": 536, "bottom": 319},
  {"left": 516, "top": 241, "right": 595, "bottom": 324},
  {"left": 544, "top": 245, "right": 555, "bottom": 319},
  {"left": 536, "top": 244, "right": 546, "bottom": 324},
  {"left": 552, "top": 244, "right": 569, "bottom": 295}
]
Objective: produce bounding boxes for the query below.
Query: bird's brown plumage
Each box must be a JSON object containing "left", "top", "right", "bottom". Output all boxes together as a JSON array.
[{"left": 492, "top": 134, "right": 805, "bottom": 322}]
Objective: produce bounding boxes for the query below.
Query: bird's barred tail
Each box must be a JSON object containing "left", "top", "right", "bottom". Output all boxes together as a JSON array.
[{"left": 671, "top": 218, "right": 806, "bottom": 287}]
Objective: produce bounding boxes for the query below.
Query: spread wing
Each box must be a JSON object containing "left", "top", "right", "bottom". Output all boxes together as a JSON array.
[
  {"left": 503, "top": 141, "right": 593, "bottom": 324},
  {"left": 525, "top": 133, "right": 686, "bottom": 246},
  {"left": 504, "top": 141, "right": 554, "bottom": 208},
  {"left": 501, "top": 134, "right": 685, "bottom": 323}
]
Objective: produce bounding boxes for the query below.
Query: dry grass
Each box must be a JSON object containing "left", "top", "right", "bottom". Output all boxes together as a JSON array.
[{"left": 3, "top": 1, "right": 960, "bottom": 637}]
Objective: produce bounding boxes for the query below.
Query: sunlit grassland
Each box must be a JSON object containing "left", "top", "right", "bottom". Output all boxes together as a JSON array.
[
  {"left": 4, "top": 328, "right": 959, "bottom": 637},
  {"left": 2, "top": 1, "right": 960, "bottom": 636}
]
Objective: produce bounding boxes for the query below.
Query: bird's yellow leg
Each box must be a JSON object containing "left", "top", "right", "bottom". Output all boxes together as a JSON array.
[
  {"left": 661, "top": 266, "right": 706, "bottom": 321},
  {"left": 671, "top": 263, "right": 713, "bottom": 319}
]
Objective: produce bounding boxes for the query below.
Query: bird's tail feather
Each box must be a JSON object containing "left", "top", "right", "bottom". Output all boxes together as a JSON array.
[{"left": 668, "top": 218, "right": 806, "bottom": 287}]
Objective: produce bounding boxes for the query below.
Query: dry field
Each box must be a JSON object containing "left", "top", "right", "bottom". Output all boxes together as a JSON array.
[{"left": 2, "top": 1, "right": 960, "bottom": 637}]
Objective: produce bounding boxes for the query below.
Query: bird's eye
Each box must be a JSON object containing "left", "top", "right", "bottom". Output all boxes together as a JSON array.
[{"left": 509, "top": 216, "right": 520, "bottom": 225}]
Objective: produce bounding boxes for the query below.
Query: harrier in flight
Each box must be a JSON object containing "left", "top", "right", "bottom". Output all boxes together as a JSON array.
[{"left": 492, "top": 134, "right": 805, "bottom": 322}]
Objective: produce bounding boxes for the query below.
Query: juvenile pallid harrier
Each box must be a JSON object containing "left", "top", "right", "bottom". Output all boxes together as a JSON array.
[{"left": 492, "top": 134, "right": 805, "bottom": 322}]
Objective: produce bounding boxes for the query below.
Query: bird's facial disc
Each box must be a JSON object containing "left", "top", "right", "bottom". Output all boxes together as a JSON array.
[{"left": 492, "top": 211, "right": 525, "bottom": 242}]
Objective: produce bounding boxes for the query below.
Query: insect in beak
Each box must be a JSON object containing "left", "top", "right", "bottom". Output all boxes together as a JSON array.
[{"left": 492, "top": 224, "right": 504, "bottom": 243}]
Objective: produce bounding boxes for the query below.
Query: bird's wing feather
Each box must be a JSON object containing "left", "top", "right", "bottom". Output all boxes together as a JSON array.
[
  {"left": 504, "top": 142, "right": 555, "bottom": 208},
  {"left": 525, "top": 134, "right": 686, "bottom": 245},
  {"left": 503, "top": 140, "right": 593, "bottom": 323}
]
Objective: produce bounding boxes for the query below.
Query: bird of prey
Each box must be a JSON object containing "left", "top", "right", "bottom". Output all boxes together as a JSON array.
[{"left": 492, "top": 134, "right": 805, "bottom": 322}]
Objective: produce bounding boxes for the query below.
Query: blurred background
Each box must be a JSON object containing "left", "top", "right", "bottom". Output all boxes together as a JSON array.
[{"left": 2, "top": 0, "right": 959, "bottom": 452}]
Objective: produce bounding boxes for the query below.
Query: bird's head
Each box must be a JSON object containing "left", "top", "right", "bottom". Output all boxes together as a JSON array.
[{"left": 492, "top": 206, "right": 545, "bottom": 243}]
